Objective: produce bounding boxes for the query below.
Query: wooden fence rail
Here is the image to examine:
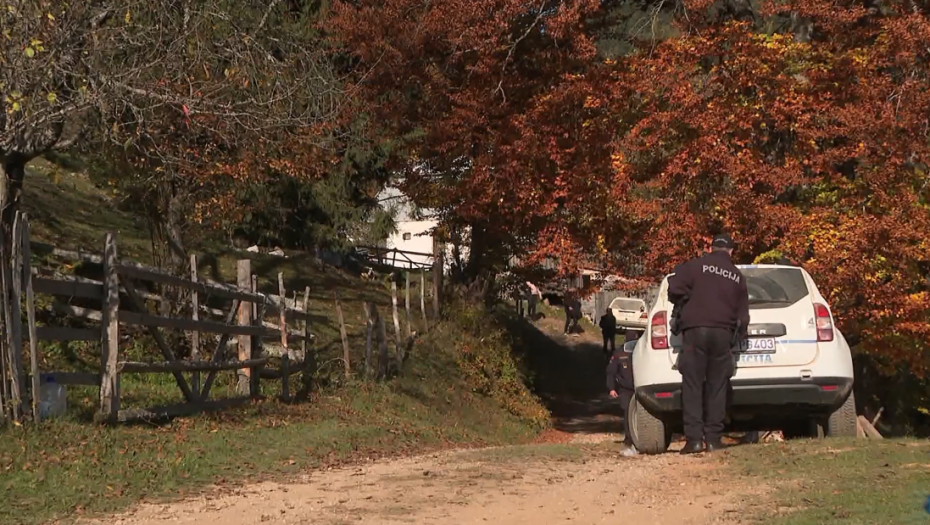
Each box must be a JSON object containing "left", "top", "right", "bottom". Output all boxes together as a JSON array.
[
  {"left": 0, "top": 212, "right": 438, "bottom": 426},
  {"left": 356, "top": 245, "right": 434, "bottom": 271}
]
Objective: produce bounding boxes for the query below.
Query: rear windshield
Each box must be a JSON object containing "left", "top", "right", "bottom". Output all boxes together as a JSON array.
[
  {"left": 610, "top": 298, "right": 644, "bottom": 311},
  {"left": 741, "top": 267, "right": 810, "bottom": 308}
]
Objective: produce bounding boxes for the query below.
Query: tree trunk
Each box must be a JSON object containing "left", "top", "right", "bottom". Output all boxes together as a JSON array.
[
  {"left": 164, "top": 190, "right": 187, "bottom": 270},
  {"left": 150, "top": 178, "right": 188, "bottom": 273},
  {"left": 0, "top": 158, "right": 26, "bottom": 241},
  {"left": 0, "top": 158, "right": 26, "bottom": 419},
  {"left": 449, "top": 224, "right": 466, "bottom": 284}
]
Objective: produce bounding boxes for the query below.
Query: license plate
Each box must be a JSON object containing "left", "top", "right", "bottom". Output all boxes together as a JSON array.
[{"left": 739, "top": 338, "right": 776, "bottom": 354}]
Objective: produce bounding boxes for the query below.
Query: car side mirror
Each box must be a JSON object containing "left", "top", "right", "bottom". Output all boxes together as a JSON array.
[{"left": 623, "top": 340, "right": 636, "bottom": 354}]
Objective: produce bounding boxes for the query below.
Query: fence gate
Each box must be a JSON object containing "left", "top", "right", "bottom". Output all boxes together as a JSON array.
[{"left": 0, "top": 211, "right": 316, "bottom": 426}]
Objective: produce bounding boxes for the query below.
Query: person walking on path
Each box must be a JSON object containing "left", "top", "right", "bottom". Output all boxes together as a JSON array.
[
  {"left": 563, "top": 290, "right": 582, "bottom": 335},
  {"left": 599, "top": 308, "right": 617, "bottom": 355},
  {"left": 667, "top": 233, "right": 749, "bottom": 454},
  {"left": 525, "top": 281, "right": 542, "bottom": 320}
]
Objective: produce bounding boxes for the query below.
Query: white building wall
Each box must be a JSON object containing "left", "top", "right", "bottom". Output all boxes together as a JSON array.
[
  {"left": 384, "top": 220, "right": 469, "bottom": 272},
  {"left": 385, "top": 220, "right": 436, "bottom": 269}
]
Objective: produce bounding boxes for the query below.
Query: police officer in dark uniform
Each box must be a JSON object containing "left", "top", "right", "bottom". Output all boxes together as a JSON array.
[
  {"left": 667, "top": 233, "right": 749, "bottom": 454},
  {"left": 606, "top": 341, "right": 638, "bottom": 456}
]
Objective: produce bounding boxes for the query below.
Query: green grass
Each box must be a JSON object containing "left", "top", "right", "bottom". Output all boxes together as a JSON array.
[
  {"left": 0, "top": 314, "right": 545, "bottom": 524},
  {"left": 0, "top": 158, "right": 549, "bottom": 524},
  {"left": 727, "top": 439, "right": 930, "bottom": 524}
]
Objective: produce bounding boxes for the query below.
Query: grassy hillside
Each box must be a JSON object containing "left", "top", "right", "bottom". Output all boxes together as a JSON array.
[
  {"left": 0, "top": 158, "right": 549, "bottom": 524},
  {"left": 21, "top": 157, "right": 410, "bottom": 409}
]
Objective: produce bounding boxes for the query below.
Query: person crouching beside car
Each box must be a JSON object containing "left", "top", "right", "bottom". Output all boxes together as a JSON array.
[{"left": 607, "top": 343, "right": 638, "bottom": 457}]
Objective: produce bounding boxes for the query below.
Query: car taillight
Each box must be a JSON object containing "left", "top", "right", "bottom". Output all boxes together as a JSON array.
[
  {"left": 640, "top": 312, "right": 648, "bottom": 319},
  {"left": 651, "top": 310, "right": 668, "bottom": 350},
  {"left": 814, "top": 303, "right": 834, "bottom": 342}
]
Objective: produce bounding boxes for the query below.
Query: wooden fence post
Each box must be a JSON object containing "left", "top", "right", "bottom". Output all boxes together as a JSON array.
[
  {"left": 300, "top": 286, "right": 312, "bottom": 390},
  {"left": 99, "top": 233, "right": 121, "bottom": 422},
  {"left": 6, "top": 212, "right": 25, "bottom": 421},
  {"left": 250, "top": 274, "right": 262, "bottom": 398},
  {"left": 420, "top": 272, "right": 428, "bottom": 332},
  {"left": 236, "top": 260, "right": 252, "bottom": 396},
  {"left": 277, "top": 273, "right": 288, "bottom": 356},
  {"left": 376, "top": 306, "right": 389, "bottom": 380},
  {"left": 190, "top": 254, "right": 201, "bottom": 396},
  {"left": 391, "top": 277, "right": 402, "bottom": 361},
  {"left": 405, "top": 272, "right": 412, "bottom": 338},
  {"left": 363, "top": 301, "right": 373, "bottom": 377},
  {"left": 334, "top": 291, "right": 350, "bottom": 378},
  {"left": 432, "top": 238, "right": 442, "bottom": 319},
  {"left": 277, "top": 273, "right": 289, "bottom": 401},
  {"left": 22, "top": 215, "right": 40, "bottom": 422}
]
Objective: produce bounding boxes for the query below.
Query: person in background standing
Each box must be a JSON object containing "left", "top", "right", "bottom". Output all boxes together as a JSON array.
[
  {"left": 599, "top": 308, "right": 617, "bottom": 355},
  {"left": 562, "top": 291, "right": 582, "bottom": 335},
  {"left": 563, "top": 290, "right": 575, "bottom": 334},
  {"left": 525, "top": 281, "right": 542, "bottom": 320}
]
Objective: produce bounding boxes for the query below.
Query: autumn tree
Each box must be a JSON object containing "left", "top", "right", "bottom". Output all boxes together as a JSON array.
[
  {"left": 595, "top": 1, "right": 930, "bottom": 373},
  {"left": 331, "top": 0, "right": 930, "bottom": 401},
  {"left": 329, "top": 0, "right": 610, "bottom": 285},
  {"left": 2, "top": 0, "right": 340, "bottom": 267}
]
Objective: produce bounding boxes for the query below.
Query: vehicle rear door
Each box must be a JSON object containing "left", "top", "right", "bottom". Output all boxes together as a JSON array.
[
  {"left": 736, "top": 266, "right": 819, "bottom": 368},
  {"left": 611, "top": 297, "right": 646, "bottom": 326}
]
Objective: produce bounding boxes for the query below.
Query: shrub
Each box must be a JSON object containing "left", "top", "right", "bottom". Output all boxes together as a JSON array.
[{"left": 421, "top": 302, "right": 549, "bottom": 429}]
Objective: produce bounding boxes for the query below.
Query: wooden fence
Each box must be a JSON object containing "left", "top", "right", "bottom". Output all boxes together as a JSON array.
[
  {"left": 356, "top": 245, "right": 434, "bottom": 271},
  {"left": 0, "top": 212, "right": 440, "bottom": 426}
]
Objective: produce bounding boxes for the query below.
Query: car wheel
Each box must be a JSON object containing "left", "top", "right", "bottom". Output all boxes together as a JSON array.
[
  {"left": 628, "top": 395, "right": 672, "bottom": 454},
  {"left": 825, "top": 391, "right": 858, "bottom": 438}
]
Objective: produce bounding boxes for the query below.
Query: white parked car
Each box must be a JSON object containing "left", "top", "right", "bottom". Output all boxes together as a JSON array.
[
  {"left": 626, "top": 264, "right": 857, "bottom": 454},
  {"left": 609, "top": 297, "right": 648, "bottom": 330}
]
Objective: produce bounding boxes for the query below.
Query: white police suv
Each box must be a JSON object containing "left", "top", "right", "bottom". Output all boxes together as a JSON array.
[{"left": 626, "top": 263, "right": 857, "bottom": 454}]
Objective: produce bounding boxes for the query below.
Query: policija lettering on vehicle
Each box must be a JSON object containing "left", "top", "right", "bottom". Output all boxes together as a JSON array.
[{"left": 667, "top": 233, "right": 750, "bottom": 454}]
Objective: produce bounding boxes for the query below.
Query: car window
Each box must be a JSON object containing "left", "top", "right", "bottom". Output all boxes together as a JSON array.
[
  {"left": 610, "top": 298, "right": 644, "bottom": 311},
  {"left": 741, "top": 267, "right": 810, "bottom": 307}
]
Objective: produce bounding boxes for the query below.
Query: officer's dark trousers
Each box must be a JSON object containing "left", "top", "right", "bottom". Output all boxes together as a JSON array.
[
  {"left": 618, "top": 388, "right": 634, "bottom": 446},
  {"left": 680, "top": 327, "right": 734, "bottom": 444}
]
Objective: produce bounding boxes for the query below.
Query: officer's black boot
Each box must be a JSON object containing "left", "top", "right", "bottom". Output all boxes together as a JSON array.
[
  {"left": 705, "top": 440, "right": 727, "bottom": 453},
  {"left": 680, "top": 441, "right": 705, "bottom": 455}
]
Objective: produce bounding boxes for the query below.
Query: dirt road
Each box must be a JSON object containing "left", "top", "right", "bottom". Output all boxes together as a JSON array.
[
  {"left": 92, "top": 312, "right": 758, "bottom": 525},
  {"left": 96, "top": 446, "right": 753, "bottom": 525}
]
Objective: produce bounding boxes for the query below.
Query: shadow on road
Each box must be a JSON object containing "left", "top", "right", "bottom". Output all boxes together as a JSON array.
[{"left": 512, "top": 313, "right": 624, "bottom": 436}]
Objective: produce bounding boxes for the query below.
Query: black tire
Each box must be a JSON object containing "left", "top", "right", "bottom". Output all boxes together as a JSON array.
[
  {"left": 628, "top": 395, "right": 672, "bottom": 454},
  {"left": 825, "top": 391, "right": 858, "bottom": 437}
]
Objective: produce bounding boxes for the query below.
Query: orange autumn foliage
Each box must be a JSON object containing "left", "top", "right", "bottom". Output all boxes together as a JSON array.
[{"left": 330, "top": 0, "right": 930, "bottom": 371}]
